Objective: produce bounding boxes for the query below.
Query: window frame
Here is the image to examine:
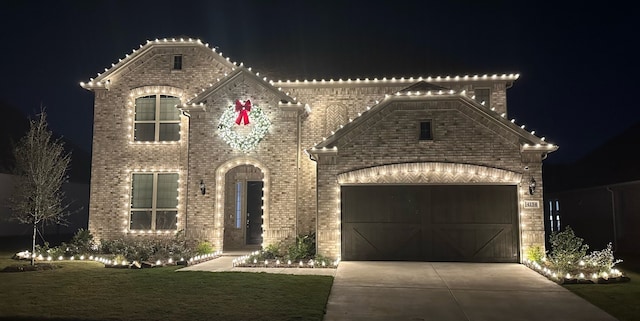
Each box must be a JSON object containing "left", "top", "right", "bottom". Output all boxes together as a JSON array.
[
  {"left": 173, "top": 55, "right": 183, "bottom": 70},
  {"left": 235, "top": 181, "right": 244, "bottom": 229},
  {"left": 474, "top": 87, "right": 491, "bottom": 108},
  {"left": 133, "top": 94, "right": 181, "bottom": 142},
  {"left": 418, "top": 120, "right": 433, "bottom": 141},
  {"left": 130, "top": 172, "right": 179, "bottom": 231}
]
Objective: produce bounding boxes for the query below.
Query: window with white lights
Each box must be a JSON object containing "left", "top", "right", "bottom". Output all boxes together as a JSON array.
[
  {"left": 474, "top": 88, "right": 491, "bottom": 107},
  {"left": 134, "top": 95, "right": 181, "bottom": 142},
  {"left": 130, "top": 173, "right": 178, "bottom": 230}
]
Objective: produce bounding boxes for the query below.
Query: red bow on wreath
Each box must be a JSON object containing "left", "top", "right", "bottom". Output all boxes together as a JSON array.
[{"left": 235, "top": 100, "right": 252, "bottom": 125}]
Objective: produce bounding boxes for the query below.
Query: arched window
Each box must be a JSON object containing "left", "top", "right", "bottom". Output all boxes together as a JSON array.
[{"left": 134, "top": 95, "right": 181, "bottom": 141}]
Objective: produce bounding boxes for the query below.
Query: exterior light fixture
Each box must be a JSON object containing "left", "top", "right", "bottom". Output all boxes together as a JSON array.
[
  {"left": 529, "top": 177, "right": 537, "bottom": 195},
  {"left": 199, "top": 180, "right": 206, "bottom": 195}
]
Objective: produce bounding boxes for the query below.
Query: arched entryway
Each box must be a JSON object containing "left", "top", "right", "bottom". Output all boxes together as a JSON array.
[{"left": 215, "top": 158, "right": 269, "bottom": 251}]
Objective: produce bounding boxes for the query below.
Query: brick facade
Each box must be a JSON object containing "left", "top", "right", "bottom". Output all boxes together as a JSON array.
[{"left": 82, "top": 38, "right": 556, "bottom": 262}]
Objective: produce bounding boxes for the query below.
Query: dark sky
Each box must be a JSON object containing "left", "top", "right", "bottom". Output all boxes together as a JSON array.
[{"left": 0, "top": 0, "right": 636, "bottom": 164}]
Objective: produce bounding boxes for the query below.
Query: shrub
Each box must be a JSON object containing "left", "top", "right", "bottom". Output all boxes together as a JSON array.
[
  {"left": 70, "top": 228, "right": 96, "bottom": 253},
  {"left": 548, "top": 226, "right": 589, "bottom": 273},
  {"left": 98, "top": 234, "right": 198, "bottom": 262},
  {"left": 525, "top": 245, "right": 545, "bottom": 263},
  {"left": 262, "top": 242, "right": 282, "bottom": 260},
  {"left": 195, "top": 241, "right": 214, "bottom": 255},
  {"left": 287, "top": 233, "right": 316, "bottom": 261},
  {"left": 583, "top": 242, "right": 623, "bottom": 273}
]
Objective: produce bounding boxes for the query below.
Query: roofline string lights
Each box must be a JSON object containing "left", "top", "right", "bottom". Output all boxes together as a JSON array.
[
  {"left": 272, "top": 73, "right": 519, "bottom": 86},
  {"left": 78, "top": 38, "right": 548, "bottom": 148},
  {"left": 79, "top": 38, "right": 519, "bottom": 109},
  {"left": 309, "top": 90, "right": 556, "bottom": 151}
]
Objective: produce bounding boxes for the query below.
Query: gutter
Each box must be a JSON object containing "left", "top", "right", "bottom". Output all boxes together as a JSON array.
[{"left": 606, "top": 186, "right": 618, "bottom": 250}]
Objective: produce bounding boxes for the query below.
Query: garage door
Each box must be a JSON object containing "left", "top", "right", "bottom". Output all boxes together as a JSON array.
[{"left": 341, "top": 185, "right": 519, "bottom": 262}]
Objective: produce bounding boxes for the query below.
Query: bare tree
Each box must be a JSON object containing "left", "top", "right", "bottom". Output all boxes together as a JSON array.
[{"left": 8, "top": 109, "right": 71, "bottom": 265}]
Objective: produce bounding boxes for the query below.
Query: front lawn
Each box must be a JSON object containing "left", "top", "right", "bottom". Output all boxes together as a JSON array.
[
  {"left": 0, "top": 251, "right": 334, "bottom": 321},
  {"left": 562, "top": 255, "right": 640, "bottom": 321}
]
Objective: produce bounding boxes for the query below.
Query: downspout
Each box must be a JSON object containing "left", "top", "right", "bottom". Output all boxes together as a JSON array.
[
  {"left": 182, "top": 110, "right": 191, "bottom": 239},
  {"left": 295, "top": 111, "right": 301, "bottom": 237},
  {"left": 606, "top": 186, "right": 617, "bottom": 250}
]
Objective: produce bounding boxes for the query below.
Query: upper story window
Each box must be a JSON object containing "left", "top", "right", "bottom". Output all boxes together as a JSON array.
[
  {"left": 474, "top": 88, "right": 491, "bottom": 107},
  {"left": 134, "top": 95, "right": 181, "bottom": 142},
  {"left": 419, "top": 121, "right": 433, "bottom": 141},
  {"left": 173, "top": 55, "right": 183, "bottom": 70},
  {"left": 130, "top": 172, "right": 179, "bottom": 230}
]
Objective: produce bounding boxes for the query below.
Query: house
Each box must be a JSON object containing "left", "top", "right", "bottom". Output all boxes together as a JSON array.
[
  {"left": 80, "top": 37, "right": 557, "bottom": 262},
  {"left": 544, "top": 122, "right": 640, "bottom": 255}
]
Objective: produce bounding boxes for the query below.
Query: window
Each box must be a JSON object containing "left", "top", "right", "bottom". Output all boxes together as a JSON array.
[
  {"left": 548, "top": 199, "right": 561, "bottom": 232},
  {"left": 173, "top": 55, "right": 182, "bottom": 70},
  {"left": 235, "top": 181, "right": 243, "bottom": 229},
  {"left": 474, "top": 88, "right": 491, "bottom": 107},
  {"left": 134, "top": 95, "right": 181, "bottom": 141},
  {"left": 130, "top": 173, "right": 178, "bottom": 230},
  {"left": 419, "top": 121, "right": 433, "bottom": 140}
]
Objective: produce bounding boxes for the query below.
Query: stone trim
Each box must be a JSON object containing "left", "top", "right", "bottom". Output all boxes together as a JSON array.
[{"left": 337, "top": 162, "right": 522, "bottom": 185}]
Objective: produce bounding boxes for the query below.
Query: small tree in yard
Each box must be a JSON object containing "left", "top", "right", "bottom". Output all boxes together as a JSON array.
[{"left": 8, "top": 109, "right": 72, "bottom": 265}]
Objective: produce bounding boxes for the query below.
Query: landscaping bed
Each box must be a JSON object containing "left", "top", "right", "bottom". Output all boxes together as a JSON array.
[
  {"left": 232, "top": 251, "right": 338, "bottom": 269},
  {"left": 523, "top": 226, "right": 630, "bottom": 285}
]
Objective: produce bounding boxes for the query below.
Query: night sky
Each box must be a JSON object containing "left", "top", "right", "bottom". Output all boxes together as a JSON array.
[{"left": 0, "top": 0, "right": 636, "bottom": 164}]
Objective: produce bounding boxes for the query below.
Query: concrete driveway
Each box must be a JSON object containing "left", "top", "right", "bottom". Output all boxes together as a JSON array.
[{"left": 323, "top": 262, "right": 618, "bottom": 321}]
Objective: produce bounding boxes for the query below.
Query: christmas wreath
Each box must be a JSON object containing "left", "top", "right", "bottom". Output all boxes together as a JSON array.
[{"left": 217, "top": 100, "right": 270, "bottom": 152}]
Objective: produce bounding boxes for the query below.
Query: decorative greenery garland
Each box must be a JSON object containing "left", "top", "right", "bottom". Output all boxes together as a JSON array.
[{"left": 217, "top": 103, "right": 270, "bottom": 152}]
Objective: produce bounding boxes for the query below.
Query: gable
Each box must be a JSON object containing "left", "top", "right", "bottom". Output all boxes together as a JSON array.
[
  {"left": 80, "top": 37, "right": 236, "bottom": 90},
  {"left": 310, "top": 90, "right": 556, "bottom": 156},
  {"left": 184, "top": 67, "right": 299, "bottom": 107}
]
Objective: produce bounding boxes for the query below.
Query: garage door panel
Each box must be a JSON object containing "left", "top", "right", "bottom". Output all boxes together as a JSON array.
[
  {"left": 342, "top": 186, "right": 421, "bottom": 223},
  {"left": 342, "top": 223, "right": 422, "bottom": 260},
  {"left": 430, "top": 224, "right": 517, "bottom": 262},
  {"left": 430, "top": 186, "right": 516, "bottom": 224},
  {"left": 341, "top": 185, "right": 518, "bottom": 262}
]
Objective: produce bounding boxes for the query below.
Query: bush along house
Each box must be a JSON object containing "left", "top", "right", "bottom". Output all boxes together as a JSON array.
[{"left": 80, "top": 37, "right": 557, "bottom": 262}]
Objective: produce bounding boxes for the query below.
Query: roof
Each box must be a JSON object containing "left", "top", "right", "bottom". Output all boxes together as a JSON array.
[
  {"left": 80, "top": 38, "right": 520, "bottom": 91},
  {"left": 80, "top": 37, "right": 238, "bottom": 90}
]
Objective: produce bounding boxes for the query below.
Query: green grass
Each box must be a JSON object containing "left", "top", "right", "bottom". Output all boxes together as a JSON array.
[
  {"left": 0, "top": 251, "right": 334, "bottom": 321},
  {"left": 562, "top": 254, "right": 640, "bottom": 321}
]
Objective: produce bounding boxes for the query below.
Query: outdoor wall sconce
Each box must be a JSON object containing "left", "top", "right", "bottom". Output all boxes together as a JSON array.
[
  {"left": 528, "top": 176, "right": 537, "bottom": 195},
  {"left": 199, "top": 180, "right": 206, "bottom": 195}
]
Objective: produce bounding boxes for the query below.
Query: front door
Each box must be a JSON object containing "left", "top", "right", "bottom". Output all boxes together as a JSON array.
[{"left": 246, "top": 181, "right": 263, "bottom": 245}]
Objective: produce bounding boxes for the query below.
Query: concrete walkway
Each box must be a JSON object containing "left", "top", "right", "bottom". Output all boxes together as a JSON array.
[{"left": 323, "top": 261, "right": 619, "bottom": 321}]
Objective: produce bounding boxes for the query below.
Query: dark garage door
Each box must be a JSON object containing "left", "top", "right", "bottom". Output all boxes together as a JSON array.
[{"left": 341, "top": 185, "right": 519, "bottom": 262}]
